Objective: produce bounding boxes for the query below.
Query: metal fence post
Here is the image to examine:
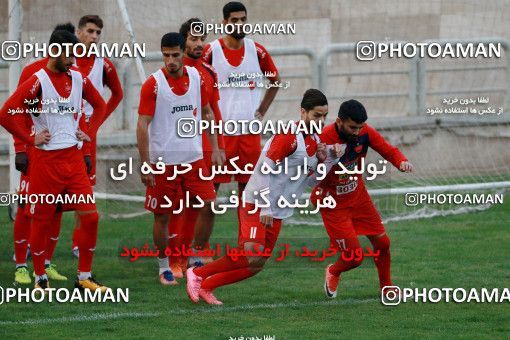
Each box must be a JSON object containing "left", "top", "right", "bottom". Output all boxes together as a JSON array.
[{"left": 408, "top": 55, "right": 419, "bottom": 115}]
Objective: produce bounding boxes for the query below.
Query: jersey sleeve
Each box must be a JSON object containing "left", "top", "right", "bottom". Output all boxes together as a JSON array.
[
  {"left": 0, "top": 75, "right": 40, "bottom": 147},
  {"left": 138, "top": 76, "right": 157, "bottom": 116},
  {"left": 103, "top": 58, "right": 124, "bottom": 119},
  {"left": 265, "top": 133, "right": 298, "bottom": 164},
  {"left": 18, "top": 65, "right": 35, "bottom": 87},
  {"left": 199, "top": 77, "right": 209, "bottom": 107},
  {"left": 202, "top": 43, "right": 213, "bottom": 65},
  {"left": 255, "top": 42, "right": 279, "bottom": 82},
  {"left": 82, "top": 76, "right": 106, "bottom": 137},
  {"left": 202, "top": 62, "right": 220, "bottom": 102},
  {"left": 13, "top": 115, "right": 33, "bottom": 153},
  {"left": 366, "top": 124, "right": 408, "bottom": 168}
]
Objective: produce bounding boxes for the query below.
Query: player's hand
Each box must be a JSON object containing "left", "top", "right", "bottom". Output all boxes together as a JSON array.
[
  {"left": 220, "top": 149, "right": 226, "bottom": 164},
  {"left": 141, "top": 173, "right": 155, "bottom": 187},
  {"left": 34, "top": 129, "right": 51, "bottom": 146},
  {"left": 399, "top": 161, "right": 413, "bottom": 173},
  {"left": 211, "top": 149, "right": 224, "bottom": 166},
  {"left": 255, "top": 110, "right": 265, "bottom": 121},
  {"left": 316, "top": 143, "right": 327, "bottom": 163},
  {"left": 15, "top": 152, "right": 28, "bottom": 174},
  {"left": 76, "top": 129, "right": 91, "bottom": 142},
  {"left": 260, "top": 214, "right": 273, "bottom": 228},
  {"left": 330, "top": 143, "right": 346, "bottom": 158},
  {"left": 84, "top": 155, "right": 92, "bottom": 174}
]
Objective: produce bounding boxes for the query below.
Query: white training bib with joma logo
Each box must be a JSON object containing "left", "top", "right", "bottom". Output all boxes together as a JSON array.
[
  {"left": 149, "top": 66, "right": 203, "bottom": 165},
  {"left": 33, "top": 69, "right": 83, "bottom": 151},
  {"left": 210, "top": 38, "right": 263, "bottom": 135},
  {"left": 244, "top": 123, "right": 320, "bottom": 219},
  {"left": 82, "top": 57, "right": 105, "bottom": 118}
]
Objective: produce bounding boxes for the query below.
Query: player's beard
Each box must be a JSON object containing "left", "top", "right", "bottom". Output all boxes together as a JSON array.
[
  {"left": 55, "top": 59, "right": 70, "bottom": 73},
  {"left": 230, "top": 31, "right": 246, "bottom": 40},
  {"left": 167, "top": 63, "right": 181, "bottom": 74},
  {"left": 338, "top": 128, "right": 359, "bottom": 144},
  {"left": 190, "top": 47, "right": 202, "bottom": 59}
]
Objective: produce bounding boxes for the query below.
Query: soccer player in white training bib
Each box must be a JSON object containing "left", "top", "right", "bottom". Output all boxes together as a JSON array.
[
  {"left": 198, "top": 1, "right": 281, "bottom": 246},
  {"left": 136, "top": 32, "right": 223, "bottom": 286}
]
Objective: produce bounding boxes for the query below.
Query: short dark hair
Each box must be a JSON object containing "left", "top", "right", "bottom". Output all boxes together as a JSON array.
[
  {"left": 223, "top": 1, "right": 247, "bottom": 19},
  {"left": 180, "top": 18, "right": 205, "bottom": 39},
  {"left": 161, "top": 32, "right": 185, "bottom": 50},
  {"left": 54, "top": 22, "right": 75, "bottom": 34},
  {"left": 301, "top": 89, "right": 328, "bottom": 111},
  {"left": 338, "top": 99, "right": 368, "bottom": 123},
  {"left": 78, "top": 15, "right": 103, "bottom": 29},
  {"left": 49, "top": 30, "right": 79, "bottom": 46}
]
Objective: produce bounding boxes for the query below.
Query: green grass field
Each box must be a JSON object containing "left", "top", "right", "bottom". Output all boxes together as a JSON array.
[{"left": 0, "top": 197, "right": 509, "bottom": 339}]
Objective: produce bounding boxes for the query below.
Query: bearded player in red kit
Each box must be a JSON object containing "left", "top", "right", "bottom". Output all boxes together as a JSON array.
[
  {"left": 165, "top": 19, "right": 226, "bottom": 278},
  {"left": 11, "top": 23, "right": 81, "bottom": 285},
  {"left": 312, "top": 99, "right": 413, "bottom": 299},
  {"left": 0, "top": 30, "right": 108, "bottom": 291}
]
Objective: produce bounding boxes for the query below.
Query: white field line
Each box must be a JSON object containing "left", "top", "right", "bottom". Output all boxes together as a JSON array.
[{"left": 0, "top": 297, "right": 378, "bottom": 326}]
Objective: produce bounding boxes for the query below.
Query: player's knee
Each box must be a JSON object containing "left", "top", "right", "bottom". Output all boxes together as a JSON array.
[
  {"left": 343, "top": 255, "right": 363, "bottom": 270},
  {"left": 248, "top": 257, "right": 266, "bottom": 271},
  {"left": 372, "top": 234, "right": 390, "bottom": 252},
  {"left": 79, "top": 210, "right": 99, "bottom": 224},
  {"left": 154, "top": 214, "right": 169, "bottom": 228}
]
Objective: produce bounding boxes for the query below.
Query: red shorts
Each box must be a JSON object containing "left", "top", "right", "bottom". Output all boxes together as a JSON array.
[
  {"left": 202, "top": 151, "right": 213, "bottom": 173},
  {"left": 318, "top": 188, "right": 385, "bottom": 242},
  {"left": 17, "top": 147, "right": 33, "bottom": 201},
  {"left": 25, "top": 147, "right": 96, "bottom": 219},
  {"left": 214, "top": 134, "right": 261, "bottom": 184},
  {"left": 145, "top": 159, "right": 216, "bottom": 214},
  {"left": 238, "top": 202, "right": 283, "bottom": 252},
  {"left": 18, "top": 173, "right": 30, "bottom": 196}
]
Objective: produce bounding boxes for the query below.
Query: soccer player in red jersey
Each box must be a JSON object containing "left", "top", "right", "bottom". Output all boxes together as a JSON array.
[
  {"left": 70, "top": 15, "right": 124, "bottom": 257},
  {"left": 0, "top": 30, "right": 108, "bottom": 291},
  {"left": 186, "top": 89, "right": 344, "bottom": 305},
  {"left": 136, "top": 33, "right": 223, "bottom": 285},
  {"left": 200, "top": 1, "right": 281, "bottom": 239},
  {"left": 166, "top": 19, "right": 227, "bottom": 278},
  {"left": 11, "top": 23, "right": 77, "bottom": 284},
  {"left": 312, "top": 100, "right": 413, "bottom": 298}
]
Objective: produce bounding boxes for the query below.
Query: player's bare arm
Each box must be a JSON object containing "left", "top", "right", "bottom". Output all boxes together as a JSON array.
[
  {"left": 136, "top": 114, "right": 155, "bottom": 187},
  {"left": 202, "top": 103, "right": 225, "bottom": 165}
]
